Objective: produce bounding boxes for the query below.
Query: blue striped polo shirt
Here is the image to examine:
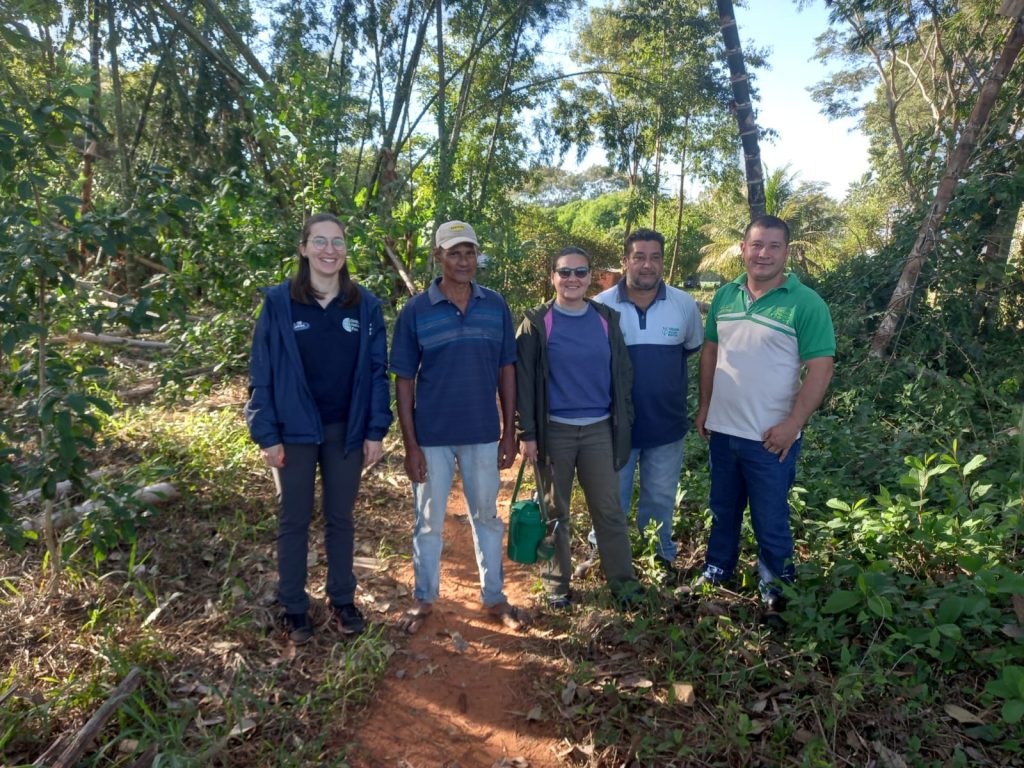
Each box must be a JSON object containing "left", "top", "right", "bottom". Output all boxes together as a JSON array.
[{"left": 390, "top": 278, "right": 516, "bottom": 446}]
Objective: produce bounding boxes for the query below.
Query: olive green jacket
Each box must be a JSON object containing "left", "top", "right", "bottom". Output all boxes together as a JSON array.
[{"left": 515, "top": 299, "right": 634, "bottom": 470}]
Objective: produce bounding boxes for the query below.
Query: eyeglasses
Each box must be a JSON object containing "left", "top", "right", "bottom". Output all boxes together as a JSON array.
[
  {"left": 554, "top": 267, "right": 590, "bottom": 278},
  {"left": 309, "top": 236, "right": 345, "bottom": 250}
]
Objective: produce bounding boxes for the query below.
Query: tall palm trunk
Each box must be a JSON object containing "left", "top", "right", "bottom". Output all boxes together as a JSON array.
[{"left": 716, "top": 0, "right": 765, "bottom": 219}]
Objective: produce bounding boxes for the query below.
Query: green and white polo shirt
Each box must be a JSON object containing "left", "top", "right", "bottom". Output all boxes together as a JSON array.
[{"left": 704, "top": 273, "right": 835, "bottom": 441}]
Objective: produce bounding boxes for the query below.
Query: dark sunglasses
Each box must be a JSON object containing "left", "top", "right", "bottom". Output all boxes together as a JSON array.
[{"left": 554, "top": 267, "right": 590, "bottom": 278}]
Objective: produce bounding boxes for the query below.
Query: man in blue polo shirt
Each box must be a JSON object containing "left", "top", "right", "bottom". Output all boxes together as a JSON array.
[
  {"left": 593, "top": 229, "right": 703, "bottom": 578},
  {"left": 390, "top": 220, "right": 524, "bottom": 634},
  {"left": 695, "top": 215, "right": 835, "bottom": 622}
]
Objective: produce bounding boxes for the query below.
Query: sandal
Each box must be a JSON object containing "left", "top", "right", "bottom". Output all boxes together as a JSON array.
[
  {"left": 397, "top": 602, "right": 433, "bottom": 635},
  {"left": 487, "top": 601, "right": 528, "bottom": 631}
]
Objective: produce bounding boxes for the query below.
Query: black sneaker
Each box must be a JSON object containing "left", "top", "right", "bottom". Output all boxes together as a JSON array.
[
  {"left": 614, "top": 582, "right": 645, "bottom": 611},
  {"left": 283, "top": 612, "right": 313, "bottom": 645},
  {"left": 765, "top": 593, "right": 787, "bottom": 612},
  {"left": 546, "top": 593, "right": 572, "bottom": 611},
  {"left": 761, "top": 593, "right": 788, "bottom": 628},
  {"left": 332, "top": 603, "right": 366, "bottom": 636}
]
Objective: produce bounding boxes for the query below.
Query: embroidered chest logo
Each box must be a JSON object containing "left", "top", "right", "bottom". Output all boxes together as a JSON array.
[
  {"left": 342, "top": 318, "right": 360, "bottom": 332},
  {"left": 293, "top": 321, "right": 310, "bottom": 332},
  {"left": 662, "top": 326, "right": 680, "bottom": 338}
]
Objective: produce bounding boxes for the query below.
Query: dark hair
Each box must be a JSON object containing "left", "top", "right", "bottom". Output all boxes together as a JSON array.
[
  {"left": 624, "top": 228, "right": 665, "bottom": 257},
  {"left": 551, "top": 245, "right": 591, "bottom": 271},
  {"left": 291, "top": 212, "right": 359, "bottom": 307},
  {"left": 744, "top": 215, "right": 790, "bottom": 245}
]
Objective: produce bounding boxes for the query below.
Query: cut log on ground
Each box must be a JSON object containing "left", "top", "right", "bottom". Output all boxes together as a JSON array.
[
  {"left": 22, "top": 483, "right": 178, "bottom": 533},
  {"left": 13, "top": 470, "right": 109, "bottom": 509}
]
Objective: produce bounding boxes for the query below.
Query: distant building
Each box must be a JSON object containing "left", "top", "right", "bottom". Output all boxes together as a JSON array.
[{"left": 591, "top": 267, "right": 621, "bottom": 292}]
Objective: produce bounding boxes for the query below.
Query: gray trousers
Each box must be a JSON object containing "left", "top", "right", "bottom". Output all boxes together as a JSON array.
[
  {"left": 538, "top": 420, "right": 636, "bottom": 597},
  {"left": 272, "top": 422, "right": 363, "bottom": 614}
]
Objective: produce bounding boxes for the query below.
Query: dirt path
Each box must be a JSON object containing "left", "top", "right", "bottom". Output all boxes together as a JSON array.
[{"left": 350, "top": 462, "right": 564, "bottom": 768}]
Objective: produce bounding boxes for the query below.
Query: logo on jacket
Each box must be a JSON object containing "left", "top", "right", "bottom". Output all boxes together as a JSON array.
[
  {"left": 293, "top": 321, "right": 310, "bottom": 332},
  {"left": 342, "top": 318, "right": 360, "bottom": 333}
]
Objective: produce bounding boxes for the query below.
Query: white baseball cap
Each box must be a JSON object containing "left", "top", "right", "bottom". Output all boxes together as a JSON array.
[{"left": 435, "top": 220, "right": 479, "bottom": 250}]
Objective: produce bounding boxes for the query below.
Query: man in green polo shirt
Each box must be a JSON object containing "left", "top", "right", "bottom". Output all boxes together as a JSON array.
[{"left": 694, "top": 215, "right": 835, "bottom": 622}]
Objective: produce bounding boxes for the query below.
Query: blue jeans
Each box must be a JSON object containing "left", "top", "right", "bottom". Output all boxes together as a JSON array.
[
  {"left": 412, "top": 442, "right": 507, "bottom": 607},
  {"left": 274, "top": 422, "right": 363, "bottom": 614},
  {"left": 619, "top": 437, "right": 686, "bottom": 561},
  {"left": 704, "top": 432, "right": 801, "bottom": 593}
]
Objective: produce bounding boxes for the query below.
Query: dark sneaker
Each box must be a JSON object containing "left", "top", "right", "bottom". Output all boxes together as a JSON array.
[
  {"left": 332, "top": 603, "right": 366, "bottom": 636},
  {"left": 283, "top": 612, "right": 313, "bottom": 645},
  {"left": 765, "top": 593, "right": 786, "bottom": 612},
  {"left": 761, "top": 593, "right": 788, "bottom": 629},
  {"left": 546, "top": 593, "right": 572, "bottom": 611},
  {"left": 614, "top": 583, "right": 644, "bottom": 611}
]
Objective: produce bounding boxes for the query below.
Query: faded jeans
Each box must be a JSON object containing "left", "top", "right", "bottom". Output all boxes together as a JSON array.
[
  {"left": 618, "top": 437, "right": 686, "bottom": 561},
  {"left": 412, "top": 442, "right": 507, "bottom": 607}
]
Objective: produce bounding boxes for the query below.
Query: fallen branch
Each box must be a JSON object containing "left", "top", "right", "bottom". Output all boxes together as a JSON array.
[
  {"left": 35, "top": 667, "right": 143, "bottom": 768},
  {"left": 129, "top": 252, "right": 170, "bottom": 273},
  {"left": 22, "top": 483, "right": 178, "bottom": 533},
  {"left": 56, "top": 332, "right": 172, "bottom": 350},
  {"left": 32, "top": 736, "right": 71, "bottom": 768}
]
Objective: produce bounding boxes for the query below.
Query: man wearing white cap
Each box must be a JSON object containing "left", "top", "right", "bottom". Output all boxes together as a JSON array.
[{"left": 390, "top": 220, "right": 525, "bottom": 633}]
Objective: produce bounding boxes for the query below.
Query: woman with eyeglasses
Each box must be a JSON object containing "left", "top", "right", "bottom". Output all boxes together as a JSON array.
[
  {"left": 245, "top": 213, "right": 392, "bottom": 644},
  {"left": 515, "top": 246, "right": 640, "bottom": 611}
]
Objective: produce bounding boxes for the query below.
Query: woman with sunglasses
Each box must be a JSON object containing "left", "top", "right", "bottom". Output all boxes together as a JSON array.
[
  {"left": 515, "top": 247, "right": 639, "bottom": 610},
  {"left": 246, "top": 213, "right": 392, "bottom": 644}
]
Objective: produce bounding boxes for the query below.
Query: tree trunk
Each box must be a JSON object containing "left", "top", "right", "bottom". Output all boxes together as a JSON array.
[
  {"left": 652, "top": 132, "right": 662, "bottom": 230},
  {"left": 668, "top": 115, "right": 690, "bottom": 285},
  {"left": 434, "top": 0, "right": 449, "bottom": 227},
  {"left": 869, "top": 15, "right": 1024, "bottom": 359},
  {"left": 37, "top": 274, "right": 61, "bottom": 585},
  {"left": 477, "top": 21, "right": 525, "bottom": 211},
  {"left": 194, "top": 0, "right": 274, "bottom": 87},
  {"left": 365, "top": 3, "right": 432, "bottom": 212},
  {"left": 975, "top": 200, "right": 1020, "bottom": 335},
  {"left": 104, "top": 1, "right": 130, "bottom": 196},
  {"left": 716, "top": 0, "right": 765, "bottom": 219}
]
